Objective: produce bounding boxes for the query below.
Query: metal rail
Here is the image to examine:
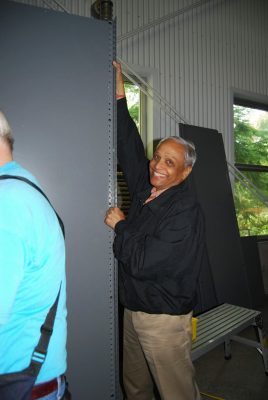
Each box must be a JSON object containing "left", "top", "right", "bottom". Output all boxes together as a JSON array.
[
  {"left": 117, "top": 0, "right": 214, "bottom": 43},
  {"left": 118, "top": 57, "right": 190, "bottom": 125},
  {"left": 228, "top": 162, "right": 268, "bottom": 207},
  {"left": 41, "top": 0, "right": 70, "bottom": 13}
]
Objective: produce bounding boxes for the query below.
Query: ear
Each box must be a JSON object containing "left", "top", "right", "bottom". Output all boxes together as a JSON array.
[{"left": 182, "top": 166, "right": 192, "bottom": 181}]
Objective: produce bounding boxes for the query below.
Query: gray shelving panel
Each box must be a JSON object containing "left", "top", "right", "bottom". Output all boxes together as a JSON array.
[{"left": 0, "top": 1, "right": 118, "bottom": 398}]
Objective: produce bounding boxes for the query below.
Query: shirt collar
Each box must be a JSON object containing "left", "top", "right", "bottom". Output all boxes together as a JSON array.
[
  {"left": 0, "top": 161, "right": 18, "bottom": 174},
  {"left": 137, "top": 180, "right": 189, "bottom": 214}
]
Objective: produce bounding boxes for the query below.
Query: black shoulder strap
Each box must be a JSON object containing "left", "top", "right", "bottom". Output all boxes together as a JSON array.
[
  {"left": 29, "top": 283, "right": 62, "bottom": 376},
  {"left": 0, "top": 174, "right": 65, "bottom": 237},
  {"left": 0, "top": 174, "right": 65, "bottom": 377}
]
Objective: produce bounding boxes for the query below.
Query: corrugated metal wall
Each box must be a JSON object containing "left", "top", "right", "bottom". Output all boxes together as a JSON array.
[{"left": 12, "top": 0, "right": 268, "bottom": 160}]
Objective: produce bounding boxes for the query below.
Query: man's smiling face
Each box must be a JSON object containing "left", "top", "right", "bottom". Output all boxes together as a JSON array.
[{"left": 149, "top": 140, "right": 192, "bottom": 190}]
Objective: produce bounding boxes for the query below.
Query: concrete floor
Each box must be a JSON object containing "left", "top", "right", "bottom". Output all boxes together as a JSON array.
[{"left": 195, "top": 297, "right": 268, "bottom": 400}]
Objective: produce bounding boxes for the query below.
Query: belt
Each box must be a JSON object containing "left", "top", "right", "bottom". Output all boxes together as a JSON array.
[{"left": 31, "top": 375, "right": 65, "bottom": 400}]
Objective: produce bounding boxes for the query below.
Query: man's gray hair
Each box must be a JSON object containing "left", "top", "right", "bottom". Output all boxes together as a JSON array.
[
  {"left": 157, "top": 136, "right": 197, "bottom": 167},
  {"left": 0, "top": 110, "right": 14, "bottom": 150}
]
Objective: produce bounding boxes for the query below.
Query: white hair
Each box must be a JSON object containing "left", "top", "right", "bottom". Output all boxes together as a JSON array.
[
  {"left": 0, "top": 110, "right": 14, "bottom": 150},
  {"left": 157, "top": 136, "right": 197, "bottom": 167}
]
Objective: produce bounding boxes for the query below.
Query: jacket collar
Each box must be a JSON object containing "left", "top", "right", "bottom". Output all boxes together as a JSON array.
[{"left": 137, "top": 179, "right": 189, "bottom": 214}]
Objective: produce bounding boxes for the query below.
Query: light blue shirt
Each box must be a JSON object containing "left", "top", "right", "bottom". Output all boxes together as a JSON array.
[{"left": 0, "top": 161, "right": 67, "bottom": 384}]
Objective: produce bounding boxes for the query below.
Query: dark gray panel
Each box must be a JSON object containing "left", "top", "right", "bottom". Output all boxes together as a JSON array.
[
  {"left": 0, "top": 1, "right": 118, "bottom": 398},
  {"left": 241, "top": 237, "right": 265, "bottom": 308},
  {"left": 194, "top": 245, "right": 218, "bottom": 315},
  {"left": 180, "top": 124, "right": 252, "bottom": 308}
]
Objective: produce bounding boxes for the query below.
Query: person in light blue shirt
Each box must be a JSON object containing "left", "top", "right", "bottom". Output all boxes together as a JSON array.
[{"left": 0, "top": 110, "right": 68, "bottom": 399}]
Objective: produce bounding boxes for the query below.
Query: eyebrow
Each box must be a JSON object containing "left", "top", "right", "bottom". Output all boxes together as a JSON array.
[{"left": 155, "top": 150, "right": 180, "bottom": 162}]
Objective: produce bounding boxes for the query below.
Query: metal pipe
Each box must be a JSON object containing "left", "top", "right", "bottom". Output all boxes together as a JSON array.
[
  {"left": 228, "top": 162, "right": 268, "bottom": 207},
  {"left": 50, "top": 0, "right": 70, "bottom": 13},
  {"left": 41, "top": 0, "right": 55, "bottom": 10},
  {"left": 119, "top": 57, "right": 190, "bottom": 125},
  {"left": 117, "top": 0, "right": 214, "bottom": 42},
  {"left": 122, "top": 69, "right": 183, "bottom": 128}
]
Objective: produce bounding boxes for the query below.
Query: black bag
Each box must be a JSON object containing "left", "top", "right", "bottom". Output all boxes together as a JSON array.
[
  {"left": 0, "top": 373, "right": 36, "bottom": 400},
  {"left": 0, "top": 175, "right": 66, "bottom": 400},
  {"left": 0, "top": 373, "right": 72, "bottom": 400}
]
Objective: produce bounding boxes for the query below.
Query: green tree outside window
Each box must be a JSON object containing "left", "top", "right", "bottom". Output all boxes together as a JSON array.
[
  {"left": 234, "top": 105, "right": 268, "bottom": 236},
  {"left": 125, "top": 82, "right": 140, "bottom": 129}
]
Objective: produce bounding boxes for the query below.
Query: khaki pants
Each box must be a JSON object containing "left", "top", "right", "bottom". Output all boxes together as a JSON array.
[{"left": 123, "top": 309, "right": 200, "bottom": 400}]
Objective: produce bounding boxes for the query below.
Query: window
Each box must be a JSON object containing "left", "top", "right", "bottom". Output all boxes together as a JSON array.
[
  {"left": 125, "top": 81, "right": 141, "bottom": 129},
  {"left": 124, "top": 79, "right": 147, "bottom": 149},
  {"left": 233, "top": 99, "right": 268, "bottom": 236}
]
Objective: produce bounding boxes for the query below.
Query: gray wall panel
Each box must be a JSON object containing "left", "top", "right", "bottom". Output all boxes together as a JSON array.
[{"left": 0, "top": 1, "right": 118, "bottom": 398}]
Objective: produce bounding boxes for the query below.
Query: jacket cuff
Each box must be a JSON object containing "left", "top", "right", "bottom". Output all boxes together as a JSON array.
[{"left": 114, "top": 219, "right": 127, "bottom": 234}]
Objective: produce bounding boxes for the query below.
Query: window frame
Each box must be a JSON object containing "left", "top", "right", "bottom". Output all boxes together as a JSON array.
[
  {"left": 233, "top": 95, "right": 268, "bottom": 237},
  {"left": 234, "top": 96, "right": 268, "bottom": 173}
]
